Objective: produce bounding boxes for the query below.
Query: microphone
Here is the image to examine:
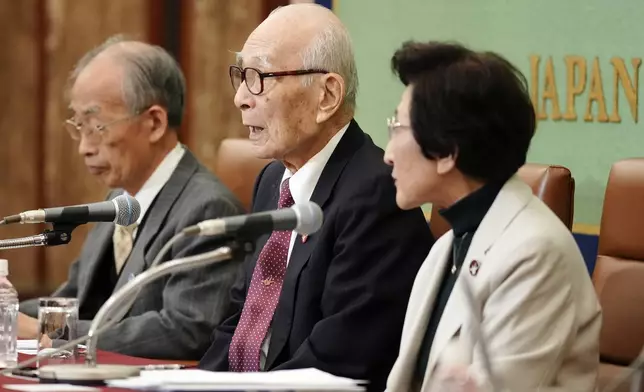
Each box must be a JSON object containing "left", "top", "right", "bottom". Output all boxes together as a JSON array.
[
  {"left": 1, "top": 204, "right": 325, "bottom": 384},
  {"left": 95, "top": 201, "right": 324, "bottom": 329},
  {"left": 182, "top": 201, "right": 323, "bottom": 238},
  {"left": 2, "top": 194, "right": 141, "bottom": 227}
]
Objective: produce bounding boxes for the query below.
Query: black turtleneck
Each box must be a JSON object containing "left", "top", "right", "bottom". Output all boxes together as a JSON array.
[{"left": 414, "top": 179, "right": 505, "bottom": 385}]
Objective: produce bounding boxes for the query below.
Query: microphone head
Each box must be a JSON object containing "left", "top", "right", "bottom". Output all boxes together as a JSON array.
[
  {"left": 292, "top": 202, "right": 323, "bottom": 236},
  {"left": 112, "top": 194, "right": 141, "bottom": 226}
]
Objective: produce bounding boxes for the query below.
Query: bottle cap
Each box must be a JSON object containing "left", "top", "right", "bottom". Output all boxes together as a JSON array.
[{"left": 0, "top": 260, "right": 8, "bottom": 276}]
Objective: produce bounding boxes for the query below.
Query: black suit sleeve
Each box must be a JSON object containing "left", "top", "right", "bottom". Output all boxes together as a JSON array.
[
  {"left": 198, "top": 162, "right": 272, "bottom": 371},
  {"left": 273, "top": 176, "right": 432, "bottom": 391}
]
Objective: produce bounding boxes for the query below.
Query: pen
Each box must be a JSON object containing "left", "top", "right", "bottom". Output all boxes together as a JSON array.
[{"left": 10, "top": 367, "right": 38, "bottom": 378}]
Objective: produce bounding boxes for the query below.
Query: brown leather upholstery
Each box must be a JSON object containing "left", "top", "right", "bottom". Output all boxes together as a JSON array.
[
  {"left": 428, "top": 163, "right": 575, "bottom": 238},
  {"left": 593, "top": 159, "right": 644, "bottom": 388},
  {"left": 597, "top": 362, "right": 630, "bottom": 392},
  {"left": 214, "top": 138, "right": 272, "bottom": 212}
]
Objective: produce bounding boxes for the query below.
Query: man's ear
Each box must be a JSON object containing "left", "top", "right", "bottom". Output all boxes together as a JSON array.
[
  {"left": 316, "top": 73, "right": 345, "bottom": 123},
  {"left": 146, "top": 105, "right": 169, "bottom": 143}
]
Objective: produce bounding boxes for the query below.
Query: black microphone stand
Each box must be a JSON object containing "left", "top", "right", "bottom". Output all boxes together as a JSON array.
[
  {"left": 42, "top": 222, "right": 81, "bottom": 246},
  {"left": 0, "top": 222, "right": 80, "bottom": 250}
]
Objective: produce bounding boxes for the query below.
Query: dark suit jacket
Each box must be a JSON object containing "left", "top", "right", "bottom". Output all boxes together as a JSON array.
[
  {"left": 21, "top": 149, "right": 245, "bottom": 360},
  {"left": 199, "top": 121, "right": 434, "bottom": 391}
]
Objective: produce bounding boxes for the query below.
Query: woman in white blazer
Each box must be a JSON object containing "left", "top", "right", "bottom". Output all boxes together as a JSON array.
[{"left": 383, "top": 41, "right": 601, "bottom": 392}]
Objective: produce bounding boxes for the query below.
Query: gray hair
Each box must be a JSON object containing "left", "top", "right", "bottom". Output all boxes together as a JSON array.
[
  {"left": 69, "top": 35, "right": 186, "bottom": 128},
  {"left": 300, "top": 23, "right": 359, "bottom": 112}
]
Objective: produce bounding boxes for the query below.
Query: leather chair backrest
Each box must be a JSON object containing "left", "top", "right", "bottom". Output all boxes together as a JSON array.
[
  {"left": 429, "top": 163, "right": 575, "bottom": 238},
  {"left": 593, "top": 158, "right": 644, "bottom": 365},
  {"left": 214, "top": 138, "right": 272, "bottom": 212}
]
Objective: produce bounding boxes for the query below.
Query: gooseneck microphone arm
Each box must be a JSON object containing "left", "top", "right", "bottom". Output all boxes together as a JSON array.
[
  {"left": 4, "top": 241, "right": 253, "bottom": 383},
  {"left": 0, "top": 234, "right": 48, "bottom": 250},
  {"left": 0, "top": 222, "right": 82, "bottom": 250},
  {"left": 0, "top": 243, "right": 243, "bottom": 379},
  {"left": 84, "top": 244, "right": 238, "bottom": 365}
]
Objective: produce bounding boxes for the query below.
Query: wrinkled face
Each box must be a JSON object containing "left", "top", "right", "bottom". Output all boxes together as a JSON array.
[
  {"left": 384, "top": 85, "right": 453, "bottom": 209},
  {"left": 67, "top": 58, "right": 154, "bottom": 192},
  {"left": 233, "top": 23, "right": 324, "bottom": 163}
]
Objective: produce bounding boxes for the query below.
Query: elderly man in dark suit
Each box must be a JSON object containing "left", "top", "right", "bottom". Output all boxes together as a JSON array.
[
  {"left": 18, "top": 36, "right": 244, "bottom": 360},
  {"left": 198, "top": 4, "right": 433, "bottom": 391}
]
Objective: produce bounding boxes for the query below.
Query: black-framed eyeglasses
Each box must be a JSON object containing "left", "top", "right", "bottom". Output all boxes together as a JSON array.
[{"left": 229, "top": 65, "right": 329, "bottom": 95}]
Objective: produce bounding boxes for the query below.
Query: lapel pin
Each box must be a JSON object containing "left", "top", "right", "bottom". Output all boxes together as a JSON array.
[
  {"left": 301, "top": 235, "right": 308, "bottom": 243},
  {"left": 469, "top": 260, "right": 480, "bottom": 276},
  {"left": 128, "top": 273, "right": 136, "bottom": 282}
]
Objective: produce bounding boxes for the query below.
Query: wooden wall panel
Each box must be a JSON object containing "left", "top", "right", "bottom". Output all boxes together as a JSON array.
[
  {"left": 183, "top": 0, "right": 262, "bottom": 171},
  {"left": 42, "top": 0, "right": 150, "bottom": 290},
  {"left": 0, "top": 0, "right": 269, "bottom": 296},
  {"left": 0, "top": 0, "right": 43, "bottom": 294}
]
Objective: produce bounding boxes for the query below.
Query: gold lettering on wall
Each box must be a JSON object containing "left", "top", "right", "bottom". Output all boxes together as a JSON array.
[
  {"left": 584, "top": 57, "right": 609, "bottom": 122},
  {"left": 609, "top": 57, "right": 641, "bottom": 123},
  {"left": 539, "top": 57, "right": 562, "bottom": 121},
  {"left": 531, "top": 55, "right": 641, "bottom": 123},
  {"left": 563, "top": 56, "right": 586, "bottom": 121},
  {"left": 529, "top": 55, "right": 541, "bottom": 117}
]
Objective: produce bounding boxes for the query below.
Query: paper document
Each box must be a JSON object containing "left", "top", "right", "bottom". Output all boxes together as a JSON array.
[
  {"left": 106, "top": 368, "right": 365, "bottom": 391},
  {"left": 4, "top": 384, "right": 99, "bottom": 392}
]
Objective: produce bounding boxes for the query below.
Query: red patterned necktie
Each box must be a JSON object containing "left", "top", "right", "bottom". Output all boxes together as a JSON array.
[{"left": 228, "top": 178, "right": 295, "bottom": 372}]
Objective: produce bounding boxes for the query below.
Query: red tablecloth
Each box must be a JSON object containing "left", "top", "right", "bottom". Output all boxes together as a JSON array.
[{"left": 0, "top": 351, "right": 191, "bottom": 391}]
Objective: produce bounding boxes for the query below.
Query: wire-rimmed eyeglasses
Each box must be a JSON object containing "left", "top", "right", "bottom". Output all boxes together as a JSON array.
[
  {"left": 64, "top": 110, "right": 146, "bottom": 142},
  {"left": 386, "top": 116, "right": 411, "bottom": 139}
]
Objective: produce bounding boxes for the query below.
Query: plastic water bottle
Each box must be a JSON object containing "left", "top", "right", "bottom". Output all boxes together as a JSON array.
[{"left": 0, "top": 259, "right": 18, "bottom": 367}]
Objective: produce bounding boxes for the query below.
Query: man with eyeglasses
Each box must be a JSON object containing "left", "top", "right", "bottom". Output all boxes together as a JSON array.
[
  {"left": 18, "top": 36, "right": 245, "bottom": 360},
  {"left": 198, "top": 4, "right": 433, "bottom": 391}
]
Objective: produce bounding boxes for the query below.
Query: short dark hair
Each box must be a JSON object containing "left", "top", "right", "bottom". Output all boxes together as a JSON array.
[{"left": 391, "top": 41, "right": 536, "bottom": 182}]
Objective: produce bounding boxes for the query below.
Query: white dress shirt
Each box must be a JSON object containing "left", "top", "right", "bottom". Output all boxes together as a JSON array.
[
  {"left": 126, "top": 143, "right": 185, "bottom": 239},
  {"left": 259, "top": 123, "right": 350, "bottom": 369}
]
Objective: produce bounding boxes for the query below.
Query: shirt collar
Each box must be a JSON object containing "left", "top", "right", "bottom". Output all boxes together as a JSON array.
[
  {"left": 281, "top": 123, "right": 350, "bottom": 205},
  {"left": 125, "top": 143, "right": 185, "bottom": 225}
]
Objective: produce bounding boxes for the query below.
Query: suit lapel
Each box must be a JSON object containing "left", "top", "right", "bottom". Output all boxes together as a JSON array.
[
  {"left": 265, "top": 121, "right": 365, "bottom": 369},
  {"left": 77, "top": 222, "right": 114, "bottom": 306},
  {"left": 424, "top": 175, "right": 534, "bottom": 381},
  {"left": 388, "top": 235, "right": 452, "bottom": 390},
  {"left": 113, "top": 150, "right": 199, "bottom": 291}
]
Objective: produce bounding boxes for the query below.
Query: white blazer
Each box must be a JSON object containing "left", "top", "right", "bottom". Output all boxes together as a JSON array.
[{"left": 386, "top": 176, "right": 602, "bottom": 392}]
